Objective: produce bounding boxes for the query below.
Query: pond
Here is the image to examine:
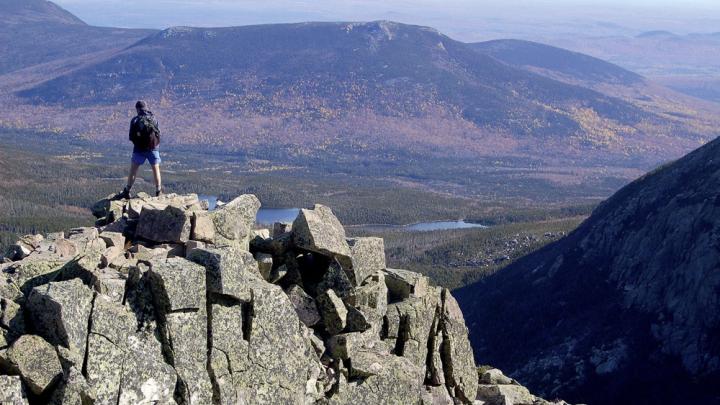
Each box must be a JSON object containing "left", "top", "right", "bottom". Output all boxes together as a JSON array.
[{"left": 199, "top": 196, "right": 486, "bottom": 232}]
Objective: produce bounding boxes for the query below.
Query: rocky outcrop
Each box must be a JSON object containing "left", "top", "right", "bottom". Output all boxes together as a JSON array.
[
  {"left": 456, "top": 136, "right": 720, "bottom": 405},
  {"left": 0, "top": 192, "right": 510, "bottom": 404}
]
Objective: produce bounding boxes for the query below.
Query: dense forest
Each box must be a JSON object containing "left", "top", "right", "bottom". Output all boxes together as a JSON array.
[{"left": 1, "top": 128, "right": 590, "bottom": 288}]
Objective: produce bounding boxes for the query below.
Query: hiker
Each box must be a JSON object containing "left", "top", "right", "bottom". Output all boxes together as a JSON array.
[{"left": 120, "top": 100, "right": 162, "bottom": 198}]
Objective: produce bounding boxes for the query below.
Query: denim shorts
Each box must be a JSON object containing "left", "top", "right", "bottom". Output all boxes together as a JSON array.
[{"left": 132, "top": 150, "right": 161, "bottom": 165}]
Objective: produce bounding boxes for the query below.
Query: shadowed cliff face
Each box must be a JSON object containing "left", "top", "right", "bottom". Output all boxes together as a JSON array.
[{"left": 455, "top": 136, "right": 720, "bottom": 405}]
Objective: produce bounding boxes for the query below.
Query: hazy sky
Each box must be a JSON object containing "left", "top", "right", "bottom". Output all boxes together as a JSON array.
[{"left": 53, "top": 0, "right": 720, "bottom": 41}]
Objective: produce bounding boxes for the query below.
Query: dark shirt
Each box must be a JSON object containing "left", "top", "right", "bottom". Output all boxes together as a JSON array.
[{"left": 129, "top": 110, "right": 160, "bottom": 152}]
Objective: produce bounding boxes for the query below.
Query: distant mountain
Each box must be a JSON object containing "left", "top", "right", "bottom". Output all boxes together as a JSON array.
[
  {"left": 455, "top": 136, "right": 720, "bottom": 404},
  {"left": 635, "top": 30, "right": 678, "bottom": 39},
  {"left": 469, "top": 39, "right": 644, "bottom": 87},
  {"left": 0, "top": 0, "right": 155, "bottom": 74},
  {"left": 0, "top": 2, "right": 717, "bottom": 170},
  {"left": 543, "top": 32, "right": 720, "bottom": 104},
  {"left": 0, "top": 0, "right": 85, "bottom": 25}
]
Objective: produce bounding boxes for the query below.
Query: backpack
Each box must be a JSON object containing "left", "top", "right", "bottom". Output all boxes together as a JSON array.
[{"left": 134, "top": 115, "right": 161, "bottom": 150}]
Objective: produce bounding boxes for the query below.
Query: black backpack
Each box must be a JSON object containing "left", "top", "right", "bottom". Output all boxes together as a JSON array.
[{"left": 134, "top": 115, "right": 161, "bottom": 150}]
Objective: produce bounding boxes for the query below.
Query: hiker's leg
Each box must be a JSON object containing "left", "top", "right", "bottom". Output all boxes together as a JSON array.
[
  {"left": 151, "top": 164, "right": 162, "bottom": 193},
  {"left": 126, "top": 162, "right": 141, "bottom": 190}
]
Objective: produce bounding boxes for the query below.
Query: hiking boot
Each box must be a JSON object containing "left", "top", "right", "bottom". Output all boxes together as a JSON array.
[
  {"left": 119, "top": 187, "right": 131, "bottom": 200},
  {"left": 155, "top": 189, "right": 163, "bottom": 197}
]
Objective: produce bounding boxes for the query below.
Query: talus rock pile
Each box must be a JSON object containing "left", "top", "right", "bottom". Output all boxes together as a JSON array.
[{"left": 0, "top": 192, "right": 557, "bottom": 404}]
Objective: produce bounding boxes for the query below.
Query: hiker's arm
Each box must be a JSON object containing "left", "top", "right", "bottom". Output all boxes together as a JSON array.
[{"left": 128, "top": 119, "right": 134, "bottom": 142}]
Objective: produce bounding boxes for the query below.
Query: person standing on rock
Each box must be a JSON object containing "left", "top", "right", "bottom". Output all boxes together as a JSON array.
[{"left": 120, "top": 100, "right": 163, "bottom": 198}]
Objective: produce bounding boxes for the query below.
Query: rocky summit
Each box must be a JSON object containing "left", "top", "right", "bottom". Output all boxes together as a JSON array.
[{"left": 0, "top": 191, "right": 565, "bottom": 404}]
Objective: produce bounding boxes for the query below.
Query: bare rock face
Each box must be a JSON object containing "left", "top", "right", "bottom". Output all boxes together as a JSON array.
[
  {"left": 136, "top": 203, "right": 193, "bottom": 244},
  {"left": 0, "top": 193, "right": 505, "bottom": 405},
  {"left": 5, "top": 335, "right": 63, "bottom": 395},
  {"left": 286, "top": 285, "right": 321, "bottom": 327},
  {"left": 292, "top": 204, "right": 351, "bottom": 258},
  {"left": 27, "top": 279, "right": 94, "bottom": 364},
  {"left": 0, "top": 375, "right": 28, "bottom": 404},
  {"left": 210, "top": 194, "right": 261, "bottom": 251},
  {"left": 340, "top": 237, "right": 386, "bottom": 286},
  {"left": 316, "top": 289, "right": 348, "bottom": 335}
]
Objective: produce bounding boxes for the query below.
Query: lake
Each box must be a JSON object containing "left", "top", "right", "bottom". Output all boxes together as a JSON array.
[{"left": 199, "top": 196, "right": 486, "bottom": 232}]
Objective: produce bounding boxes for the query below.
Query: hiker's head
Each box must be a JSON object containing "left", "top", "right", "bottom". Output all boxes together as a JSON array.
[{"left": 135, "top": 100, "right": 148, "bottom": 113}]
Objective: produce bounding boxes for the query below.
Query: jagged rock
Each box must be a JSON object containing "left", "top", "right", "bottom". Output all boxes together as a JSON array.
[
  {"left": 185, "top": 240, "right": 206, "bottom": 257},
  {"left": 252, "top": 229, "right": 270, "bottom": 240},
  {"left": 188, "top": 247, "right": 258, "bottom": 301},
  {"left": 317, "top": 289, "right": 348, "bottom": 335},
  {"left": 229, "top": 277, "right": 317, "bottom": 402},
  {"left": 0, "top": 375, "right": 29, "bottom": 404},
  {"left": 426, "top": 313, "right": 445, "bottom": 386},
  {"left": 327, "top": 330, "right": 380, "bottom": 360},
  {"left": 191, "top": 211, "right": 216, "bottom": 243},
  {"left": 49, "top": 366, "right": 96, "bottom": 405},
  {"left": 208, "top": 302, "right": 250, "bottom": 404},
  {"left": 345, "top": 305, "right": 372, "bottom": 333},
  {"left": 0, "top": 257, "right": 68, "bottom": 301},
  {"left": 60, "top": 255, "right": 126, "bottom": 301},
  {"left": 0, "top": 297, "right": 25, "bottom": 343},
  {"left": 148, "top": 257, "right": 205, "bottom": 311},
  {"left": 129, "top": 244, "right": 174, "bottom": 261},
  {"left": 268, "top": 264, "right": 288, "bottom": 284},
  {"left": 46, "top": 232, "right": 65, "bottom": 240},
  {"left": 27, "top": 279, "right": 94, "bottom": 364},
  {"left": 421, "top": 384, "right": 453, "bottom": 405},
  {"left": 85, "top": 294, "right": 171, "bottom": 404},
  {"left": 92, "top": 197, "right": 125, "bottom": 224},
  {"left": 477, "top": 384, "right": 536, "bottom": 405},
  {"left": 164, "top": 310, "right": 214, "bottom": 404},
  {"left": 480, "top": 368, "right": 515, "bottom": 385},
  {"left": 53, "top": 239, "right": 78, "bottom": 258},
  {"left": 100, "top": 245, "right": 124, "bottom": 268},
  {"left": 345, "top": 271, "right": 389, "bottom": 325},
  {"left": 0, "top": 193, "right": 495, "bottom": 405},
  {"left": 316, "top": 258, "right": 354, "bottom": 299},
  {"left": 292, "top": 204, "right": 351, "bottom": 258},
  {"left": 101, "top": 217, "right": 132, "bottom": 235},
  {"left": 347, "top": 349, "right": 385, "bottom": 377},
  {"left": 210, "top": 194, "right": 261, "bottom": 251},
  {"left": 136, "top": 203, "right": 193, "bottom": 244},
  {"left": 339, "top": 237, "right": 386, "bottom": 286},
  {"left": 273, "top": 222, "right": 292, "bottom": 238},
  {"left": 440, "top": 288, "right": 479, "bottom": 403},
  {"left": 126, "top": 198, "right": 144, "bottom": 219},
  {"left": 251, "top": 232, "right": 293, "bottom": 257},
  {"left": 66, "top": 227, "right": 107, "bottom": 256},
  {"left": 6, "top": 335, "right": 63, "bottom": 395},
  {"left": 384, "top": 288, "right": 441, "bottom": 376},
  {"left": 86, "top": 298, "right": 134, "bottom": 404},
  {"left": 118, "top": 350, "right": 177, "bottom": 405},
  {"left": 99, "top": 231, "right": 126, "bottom": 248},
  {"left": 330, "top": 353, "right": 423, "bottom": 404},
  {"left": 156, "top": 243, "right": 185, "bottom": 258},
  {"left": 3, "top": 235, "right": 42, "bottom": 262},
  {"left": 384, "top": 268, "right": 429, "bottom": 300},
  {"left": 286, "top": 285, "right": 321, "bottom": 327},
  {"left": 255, "top": 252, "right": 273, "bottom": 281}
]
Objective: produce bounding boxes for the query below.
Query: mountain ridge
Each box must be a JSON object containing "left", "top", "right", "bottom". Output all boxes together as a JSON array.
[
  {"left": 0, "top": 0, "right": 86, "bottom": 25},
  {"left": 2, "top": 16, "right": 713, "bottom": 168},
  {"left": 455, "top": 135, "right": 720, "bottom": 404}
]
